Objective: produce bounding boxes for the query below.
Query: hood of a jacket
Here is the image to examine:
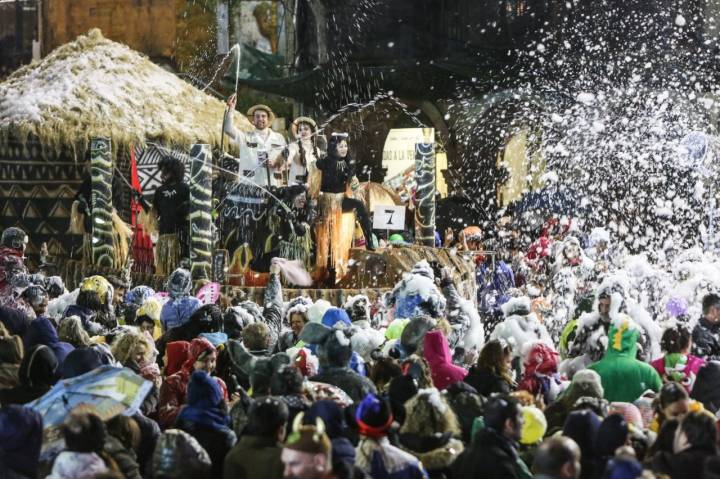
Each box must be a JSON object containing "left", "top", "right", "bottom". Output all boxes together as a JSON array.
[
  {"left": 605, "top": 318, "right": 639, "bottom": 359},
  {"left": 19, "top": 344, "right": 58, "bottom": 387},
  {"left": 321, "top": 308, "right": 352, "bottom": 329},
  {"left": 523, "top": 342, "right": 560, "bottom": 376},
  {"left": 423, "top": 330, "right": 452, "bottom": 366}
]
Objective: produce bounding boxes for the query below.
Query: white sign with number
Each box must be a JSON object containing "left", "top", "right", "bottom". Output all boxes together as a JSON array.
[{"left": 373, "top": 205, "right": 406, "bottom": 230}]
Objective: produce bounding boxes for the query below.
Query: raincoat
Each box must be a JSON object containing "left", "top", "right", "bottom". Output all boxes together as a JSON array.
[{"left": 157, "top": 338, "right": 227, "bottom": 429}]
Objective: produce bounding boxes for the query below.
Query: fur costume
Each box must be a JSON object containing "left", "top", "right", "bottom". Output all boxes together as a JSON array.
[{"left": 387, "top": 260, "right": 446, "bottom": 320}]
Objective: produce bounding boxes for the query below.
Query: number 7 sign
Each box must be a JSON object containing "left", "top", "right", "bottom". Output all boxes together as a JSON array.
[{"left": 372, "top": 205, "right": 406, "bottom": 230}]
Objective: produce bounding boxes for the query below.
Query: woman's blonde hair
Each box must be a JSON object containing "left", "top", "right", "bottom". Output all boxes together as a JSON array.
[
  {"left": 58, "top": 315, "right": 91, "bottom": 347},
  {"left": 111, "top": 330, "right": 152, "bottom": 365}
]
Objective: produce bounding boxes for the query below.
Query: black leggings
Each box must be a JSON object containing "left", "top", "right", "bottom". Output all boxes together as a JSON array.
[{"left": 342, "top": 197, "right": 373, "bottom": 243}]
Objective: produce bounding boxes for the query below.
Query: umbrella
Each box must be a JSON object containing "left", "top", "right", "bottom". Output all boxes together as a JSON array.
[
  {"left": 304, "top": 381, "right": 353, "bottom": 408},
  {"left": 196, "top": 282, "right": 221, "bottom": 305},
  {"left": 355, "top": 182, "right": 403, "bottom": 212},
  {"left": 28, "top": 365, "right": 152, "bottom": 455}
]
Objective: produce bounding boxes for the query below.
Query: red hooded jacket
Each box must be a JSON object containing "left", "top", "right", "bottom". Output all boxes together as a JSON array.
[
  {"left": 423, "top": 330, "right": 467, "bottom": 391},
  {"left": 158, "top": 337, "right": 227, "bottom": 429}
]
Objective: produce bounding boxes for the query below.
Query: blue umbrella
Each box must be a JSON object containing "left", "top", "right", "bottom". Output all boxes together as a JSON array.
[{"left": 27, "top": 365, "right": 152, "bottom": 455}]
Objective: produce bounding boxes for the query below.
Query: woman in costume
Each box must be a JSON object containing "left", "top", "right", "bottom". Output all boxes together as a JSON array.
[
  {"left": 314, "top": 133, "right": 374, "bottom": 283},
  {"left": 136, "top": 156, "right": 190, "bottom": 276},
  {"left": 280, "top": 117, "right": 322, "bottom": 189},
  {"left": 252, "top": 184, "right": 315, "bottom": 273}
]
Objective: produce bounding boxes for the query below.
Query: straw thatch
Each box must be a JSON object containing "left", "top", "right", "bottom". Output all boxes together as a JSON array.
[{"left": 0, "top": 28, "right": 252, "bottom": 155}]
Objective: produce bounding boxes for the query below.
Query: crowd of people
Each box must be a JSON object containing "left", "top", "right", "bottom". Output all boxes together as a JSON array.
[{"left": 3, "top": 212, "right": 720, "bottom": 479}]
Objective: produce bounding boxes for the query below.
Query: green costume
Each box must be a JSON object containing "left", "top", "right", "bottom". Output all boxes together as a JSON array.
[{"left": 589, "top": 317, "right": 662, "bottom": 403}]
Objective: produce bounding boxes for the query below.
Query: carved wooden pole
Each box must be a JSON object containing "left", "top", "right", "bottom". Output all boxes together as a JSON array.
[
  {"left": 414, "top": 142, "right": 436, "bottom": 247},
  {"left": 90, "top": 137, "right": 114, "bottom": 268},
  {"left": 189, "top": 144, "right": 213, "bottom": 280}
]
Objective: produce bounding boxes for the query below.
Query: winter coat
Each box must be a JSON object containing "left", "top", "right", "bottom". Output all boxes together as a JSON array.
[
  {"left": 355, "top": 436, "right": 429, "bottom": 479},
  {"left": 23, "top": 316, "right": 74, "bottom": 365},
  {"left": 650, "top": 354, "right": 705, "bottom": 391},
  {"left": 310, "top": 366, "right": 377, "bottom": 403},
  {"left": 104, "top": 434, "right": 141, "bottom": 479},
  {"left": 160, "top": 296, "right": 202, "bottom": 332},
  {"left": 463, "top": 365, "right": 512, "bottom": 397},
  {"left": 0, "top": 306, "right": 31, "bottom": 336},
  {"left": 174, "top": 370, "right": 235, "bottom": 477},
  {"left": 223, "top": 435, "right": 283, "bottom": 479},
  {"left": 690, "top": 361, "right": 720, "bottom": 414},
  {"left": 0, "top": 344, "right": 58, "bottom": 406},
  {"left": 422, "top": 330, "right": 467, "bottom": 391},
  {"left": 0, "top": 333, "right": 23, "bottom": 390},
  {"left": 692, "top": 317, "right": 720, "bottom": 360},
  {"left": 651, "top": 445, "right": 717, "bottom": 479},
  {"left": 451, "top": 427, "right": 523, "bottom": 479},
  {"left": 588, "top": 321, "right": 662, "bottom": 403},
  {"left": 0, "top": 404, "right": 43, "bottom": 479},
  {"left": 157, "top": 338, "right": 227, "bottom": 429},
  {"left": 398, "top": 432, "right": 464, "bottom": 479},
  {"left": 175, "top": 418, "right": 236, "bottom": 478}
]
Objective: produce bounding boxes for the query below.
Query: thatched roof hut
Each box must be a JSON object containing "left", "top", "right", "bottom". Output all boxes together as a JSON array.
[
  {"left": 0, "top": 29, "right": 251, "bottom": 267},
  {"left": 0, "top": 28, "right": 251, "bottom": 154}
]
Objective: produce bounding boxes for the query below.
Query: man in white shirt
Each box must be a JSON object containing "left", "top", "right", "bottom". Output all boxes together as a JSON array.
[{"left": 220, "top": 95, "right": 287, "bottom": 268}]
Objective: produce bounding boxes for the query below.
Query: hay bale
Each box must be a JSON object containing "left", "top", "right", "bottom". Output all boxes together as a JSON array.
[{"left": 0, "top": 28, "right": 252, "bottom": 156}]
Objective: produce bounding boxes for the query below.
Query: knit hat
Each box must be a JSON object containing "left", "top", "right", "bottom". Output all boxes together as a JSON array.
[
  {"left": 596, "top": 414, "right": 629, "bottom": 457},
  {"left": 44, "top": 276, "right": 65, "bottom": 297},
  {"left": 304, "top": 400, "right": 347, "bottom": 439},
  {"left": 124, "top": 286, "right": 155, "bottom": 307},
  {"left": 608, "top": 403, "right": 644, "bottom": 430},
  {"left": 285, "top": 413, "right": 332, "bottom": 455},
  {"left": 167, "top": 268, "right": 192, "bottom": 299},
  {"left": 355, "top": 393, "right": 393, "bottom": 438},
  {"left": 569, "top": 369, "right": 604, "bottom": 398},
  {"left": 563, "top": 409, "right": 602, "bottom": 456},
  {"left": 1, "top": 227, "right": 27, "bottom": 249},
  {"left": 307, "top": 299, "right": 332, "bottom": 323},
  {"left": 520, "top": 406, "right": 547, "bottom": 445},
  {"left": 321, "top": 308, "right": 352, "bottom": 329}
]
